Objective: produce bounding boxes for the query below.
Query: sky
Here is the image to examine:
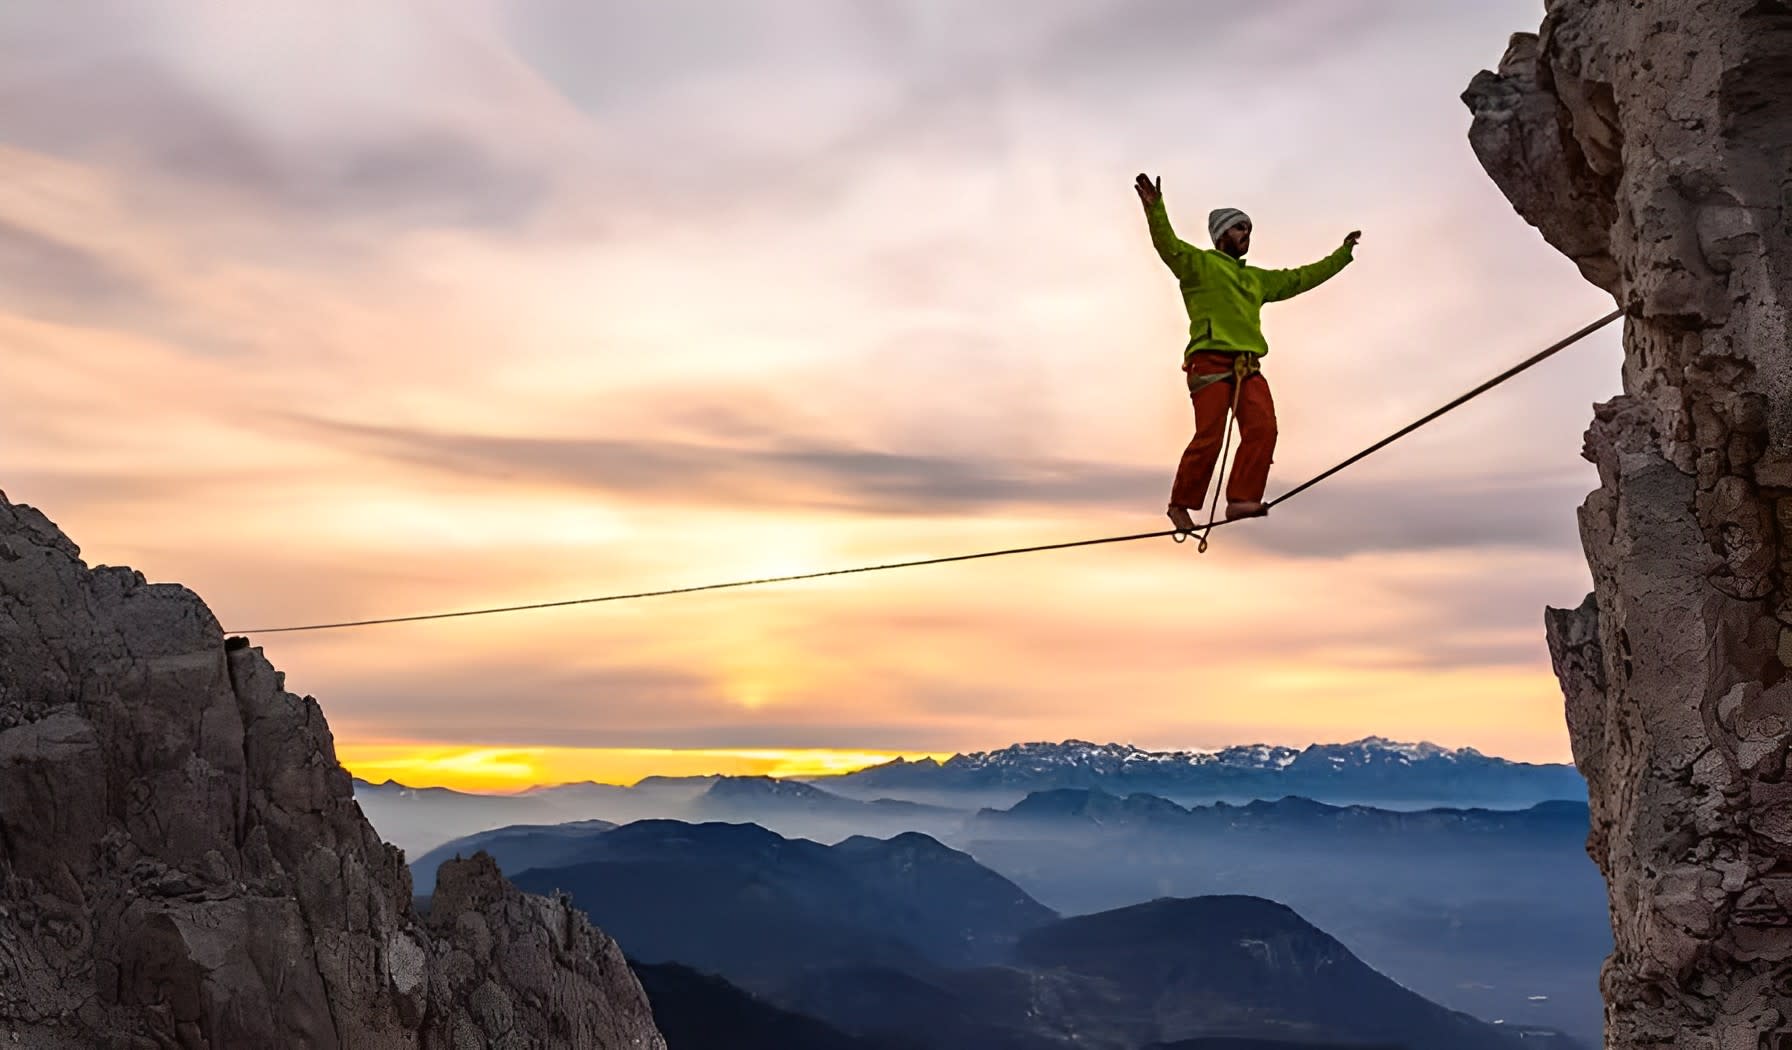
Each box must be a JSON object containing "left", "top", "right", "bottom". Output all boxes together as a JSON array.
[{"left": 0, "top": 1, "right": 1619, "bottom": 790}]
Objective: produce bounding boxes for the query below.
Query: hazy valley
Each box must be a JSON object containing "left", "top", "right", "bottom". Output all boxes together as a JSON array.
[{"left": 366, "top": 738, "right": 1605, "bottom": 1046}]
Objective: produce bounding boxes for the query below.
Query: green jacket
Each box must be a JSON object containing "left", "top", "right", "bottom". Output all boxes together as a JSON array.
[{"left": 1145, "top": 198, "right": 1353, "bottom": 358}]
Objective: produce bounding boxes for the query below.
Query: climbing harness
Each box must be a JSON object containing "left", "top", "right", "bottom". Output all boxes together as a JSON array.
[
  {"left": 228, "top": 309, "right": 1622, "bottom": 636},
  {"left": 1178, "top": 352, "right": 1257, "bottom": 553}
]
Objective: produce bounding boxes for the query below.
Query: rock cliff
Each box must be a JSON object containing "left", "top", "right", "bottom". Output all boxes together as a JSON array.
[
  {"left": 0, "top": 492, "right": 666, "bottom": 1048},
  {"left": 1465, "top": 3, "right": 1792, "bottom": 1046}
]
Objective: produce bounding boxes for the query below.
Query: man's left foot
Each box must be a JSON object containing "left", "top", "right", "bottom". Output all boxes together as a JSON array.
[
  {"left": 1166, "top": 505, "right": 1198, "bottom": 532},
  {"left": 1225, "top": 501, "right": 1268, "bottom": 520}
]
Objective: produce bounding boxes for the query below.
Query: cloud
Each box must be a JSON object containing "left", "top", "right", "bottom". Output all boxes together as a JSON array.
[
  {"left": 481, "top": 0, "right": 1412, "bottom": 233},
  {"left": 0, "top": 0, "right": 1599, "bottom": 771},
  {"left": 0, "top": 219, "right": 158, "bottom": 324},
  {"left": 1, "top": 468, "right": 262, "bottom": 513},
  {"left": 1233, "top": 472, "right": 1592, "bottom": 558},
  {"left": 0, "top": 29, "right": 556, "bottom": 233},
  {"left": 283, "top": 410, "right": 1593, "bottom": 556},
  {"left": 0, "top": 197, "right": 257, "bottom": 359},
  {"left": 285, "top": 415, "right": 1163, "bottom": 514},
  {"left": 321, "top": 663, "right": 721, "bottom": 741},
  {"left": 306, "top": 651, "right": 972, "bottom": 750},
  {"left": 314, "top": 133, "right": 550, "bottom": 229}
]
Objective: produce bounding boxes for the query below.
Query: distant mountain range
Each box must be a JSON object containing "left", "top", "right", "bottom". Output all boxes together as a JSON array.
[
  {"left": 409, "top": 818, "right": 615, "bottom": 893},
  {"left": 355, "top": 736, "right": 1586, "bottom": 858},
  {"left": 353, "top": 773, "right": 718, "bottom": 855},
  {"left": 812, "top": 737, "right": 1585, "bottom": 807},
  {"left": 357, "top": 771, "right": 964, "bottom": 857},
  {"left": 972, "top": 788, "right": 1591, "bottom": 841},
  {"left": 410, "top": 789, "right": 1602, "bottom": 1043},
  {"left": 367, "top": 734, "right": 1601, "bottom": 1043},
  {"left": 482, "top": 819, "right": 1566, "bottom": 1050},
  {"left": 509, "top": 820, "right": 1052, "bottom": 973},
  {"left": 961, "top": 790, "right": 1605, "bottom": 1042},
  {"left": 399, "top": 776, "right": 963, "bottom": 891}
]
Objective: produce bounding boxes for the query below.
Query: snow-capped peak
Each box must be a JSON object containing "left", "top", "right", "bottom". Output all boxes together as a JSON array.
[{"left": 935, "top": 738, "right": 1499, "bottom": 775}]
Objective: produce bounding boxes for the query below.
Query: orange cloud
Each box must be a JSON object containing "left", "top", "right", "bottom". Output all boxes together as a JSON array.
[{"left": 3, "top": 1, "right": 1607, "bottom": 782}]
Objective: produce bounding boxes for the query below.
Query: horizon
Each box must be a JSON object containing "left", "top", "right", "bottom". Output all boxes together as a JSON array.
[
  {"left": 340, "top": 732, "right": 1563, "bottom": 793},
  {"left": 3, "top": 1, "right": 1607, "bottom": 790}
]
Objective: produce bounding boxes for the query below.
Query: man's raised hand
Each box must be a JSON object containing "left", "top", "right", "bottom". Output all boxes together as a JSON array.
[
  {"left": 1135, "top": 173, "right": 1162, "bottom": 207},
  {"left": 1344, "top": 230, "right": 1362, "bottom": 247}
]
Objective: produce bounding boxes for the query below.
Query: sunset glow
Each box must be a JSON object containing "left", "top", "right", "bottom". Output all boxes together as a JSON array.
[
  {"left": 337, "top": 743, "right": 952, "bottom": 793},
  {"left": 2, "top": 1, "right": 1618, "bottom": 786}
]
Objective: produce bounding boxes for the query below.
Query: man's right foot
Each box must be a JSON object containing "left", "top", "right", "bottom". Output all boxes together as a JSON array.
[
  {"left": 1225, "top": 500, "right": 1269, "bottom": 520},
  {"left": 1166, "top": 505, "right": 1198, "bottom": 532}
]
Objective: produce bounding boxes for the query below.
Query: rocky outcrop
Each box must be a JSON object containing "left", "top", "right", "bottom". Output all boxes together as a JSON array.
[
  {"left": 1465, "top": 4, "right": 1792, "bottom": 1047},
  {"left": 0, "top": 493, "right": 666, "bottom": 1048}
]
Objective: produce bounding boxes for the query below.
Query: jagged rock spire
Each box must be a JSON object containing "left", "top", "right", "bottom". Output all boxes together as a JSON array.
[
  {"left": 0, "top": 492, "right": 665, "bottom": 1048},
  {"left": 1465, "top": 4, "right": 1792, "bottom": 1046}
]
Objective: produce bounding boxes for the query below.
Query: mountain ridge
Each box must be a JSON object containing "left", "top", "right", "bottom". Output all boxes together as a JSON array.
[
  {"left": 505, "top": 820, "right": 1541, "bottom": 1050},
  {"left": 809, "top": 737, "right": 1584, "bottom": 806},
  {"left": 1014, "top": 895, "right": 1519, "bottom": 1050},
  {"left": 350, "top": 736, "right": 1578, "bottom": 800}
]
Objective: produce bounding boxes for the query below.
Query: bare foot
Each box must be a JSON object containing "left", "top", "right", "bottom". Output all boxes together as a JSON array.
[
  {"left": 1225, "top": 501, "right": 1268, "bottom": 520},
  {"left": 1166, "top": 505, "right": 1198, "bottom": 532}
]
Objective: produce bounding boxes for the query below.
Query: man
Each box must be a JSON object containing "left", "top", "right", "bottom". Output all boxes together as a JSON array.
[{"left": 1135, "top": 173, "right": 1360, "bottom": 532}]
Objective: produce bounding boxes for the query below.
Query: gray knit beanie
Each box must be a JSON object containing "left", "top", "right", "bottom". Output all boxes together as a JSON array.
[{"left": 1208, "top": 207, "right": 1250, "bottom": 245}]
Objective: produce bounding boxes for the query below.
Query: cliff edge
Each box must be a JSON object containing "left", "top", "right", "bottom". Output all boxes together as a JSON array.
[
  {"left": 1465, "top": 3, "right": 1792, "bottom": 1046},
  {"left": 0, "top": 492, "right": 666, "bottom": 1048}
]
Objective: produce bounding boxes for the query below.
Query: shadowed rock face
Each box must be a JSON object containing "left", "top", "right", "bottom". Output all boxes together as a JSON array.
[
  {"left": 0, "top": 493, "right": 665, "bottom": 1049},
  {"left": 1464, "top": 4, "right": 1792, "bottom": 1047}
]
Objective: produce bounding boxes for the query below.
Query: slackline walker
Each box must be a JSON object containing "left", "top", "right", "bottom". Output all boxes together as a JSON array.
[
  {"left": 1136, "top": 173, "right": 1362, "bottom": 536},
  {"left": 227, "top": 309, "right": 1621, "bottom": 636}
]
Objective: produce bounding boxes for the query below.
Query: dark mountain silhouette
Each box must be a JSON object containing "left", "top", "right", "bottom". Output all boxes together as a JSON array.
[
  {"left": 1147, "top": 1032, "right": 1581, "bottom": 1050},
  {"left": 726, "top": 898, "right": 1535, "bottom": 1049},
  {"left": 409, "top": 817, "right": 614, "bottom": 892},
  {"left": 688, "top": 775, "right": 967, "bottom": 842},
  {"left": 358, "top": 771, "right": 965, "bottom": 857},
  {"left": 772, "top": 962, "right": 1105, "bottom": 1050},
  {"left": 1145, "top": 1041, "right": 1401, "bottom": 1050},
  {"left": 1016, "top": 896, "right": 1514, "bottom": 1050},
  {"left": 696, "top": 774, "right": 954, "bottom": 819},
  {"left": 631, "top": 961, "right": 896, "bottom": 1049},
  {"left": 504, "top": 817, "right": 1535, "bottom": 1049},
  {"left": 411, "top": 785, "right": 1602, "bottom": 1043},
  {"left": 965, "top": 792, "right": 1605, "bottom": 1042},
  {"left": 357, "top": 738, "right": 1583, "bottom": 859},
  {"left": 975, "top": 789, "right": 1590, "bottom": 841},
  {"left": 508, "top": 820, "right": 1055, "bottom": 978},
  {"left": 827, "top": 831, "right": 1056, "bottom": 962}
]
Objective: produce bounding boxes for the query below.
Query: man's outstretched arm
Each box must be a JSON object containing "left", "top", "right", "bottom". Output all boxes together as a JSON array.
[
  {"left": 1258, "top": 231, "right": 1362, "bottom": 301},
  {"left": 1135, "top": 173, "right": 1201, "bottom": 280}
]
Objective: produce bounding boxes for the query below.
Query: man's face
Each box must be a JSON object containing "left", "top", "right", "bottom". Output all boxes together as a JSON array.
[{"left": 1220, "top": 219, "right": 1252, "bottom": 258}]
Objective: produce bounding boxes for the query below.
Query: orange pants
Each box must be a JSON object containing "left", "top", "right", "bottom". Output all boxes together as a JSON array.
[{"left": 1170, "top": 352, "right": 1277, "bottom": 509}]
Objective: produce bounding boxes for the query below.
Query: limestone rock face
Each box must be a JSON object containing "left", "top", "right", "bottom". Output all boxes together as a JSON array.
[
  {"left": 1465, "top": 3, "right": 1792, "bottom": 1046},
  {"left": 0, "top": 493, "right": 666, "bottom": 1049}
]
